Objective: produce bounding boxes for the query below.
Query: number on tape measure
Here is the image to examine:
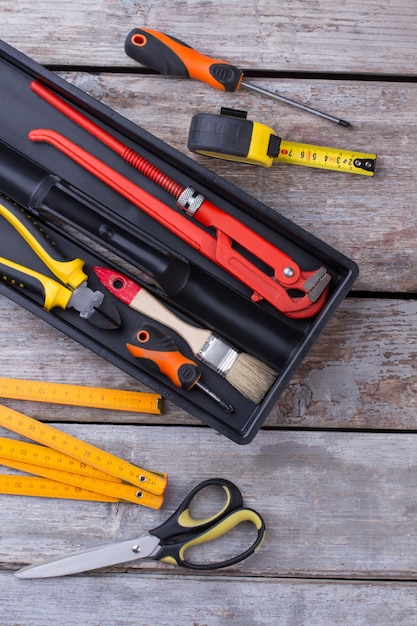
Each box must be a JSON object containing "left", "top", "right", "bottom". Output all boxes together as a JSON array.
[
  {"left": 277, "top": 140, "right": 376, "bottom": 175},
  {"left": 188, "top": 112, "right": 376, "bottom": 174}
]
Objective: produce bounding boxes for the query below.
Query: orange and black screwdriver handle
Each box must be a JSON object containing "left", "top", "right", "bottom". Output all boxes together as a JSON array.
[
  {"left": 125, "top": 28, "right": 243, "bottom": 92},
  {"left": 126, "top": 322, "right": 201, "bottom": 390}
]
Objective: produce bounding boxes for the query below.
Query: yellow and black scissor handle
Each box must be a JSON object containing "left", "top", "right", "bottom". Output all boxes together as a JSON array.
[
  {"left": 188, "top": 109, "right": 377, "bottom": 175},
  {"left": 149, "top": 478, "right": 266, "bottom": 570}
]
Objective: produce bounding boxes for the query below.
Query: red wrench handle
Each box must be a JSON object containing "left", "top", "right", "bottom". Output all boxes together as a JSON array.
[
  {"left": 30, "top": 81, "right": 302, "bottom": 287},
  {"left": 29, "top": 129, "right": 328, "bottom": 318}
]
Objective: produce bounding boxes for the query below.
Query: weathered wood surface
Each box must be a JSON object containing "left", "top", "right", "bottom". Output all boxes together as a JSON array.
[
  {"left": 3, "top": 574, "right": 417, "bottom": 626},
  {"left": 2, "top": 0, "right": 417, "bottom": 74},
  {"left": 2, "top": 425, "right": 417, "bottom": 624},
  {"left": 1, "top": 1, "right": 417, "bottom": 625},
  {"left": 3, "top": 424, "right": 417, "bottom": 579},
  {"left": 3, "top": 296, "right": 417, "bottom": 431}
]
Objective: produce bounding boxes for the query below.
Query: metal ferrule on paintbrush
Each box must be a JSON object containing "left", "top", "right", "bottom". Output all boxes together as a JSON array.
[{"left": 197, "top": 335, "right": 240, "bottom": 376}]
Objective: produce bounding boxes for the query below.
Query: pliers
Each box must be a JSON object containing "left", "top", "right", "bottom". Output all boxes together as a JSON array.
[{"left": 0, "top": 197, "right": 120, "bottom": 329}]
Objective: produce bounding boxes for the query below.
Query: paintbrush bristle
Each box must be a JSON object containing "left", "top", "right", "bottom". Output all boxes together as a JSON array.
[{"left": 224, "top": 353, "right": 277, "bottom": 404}]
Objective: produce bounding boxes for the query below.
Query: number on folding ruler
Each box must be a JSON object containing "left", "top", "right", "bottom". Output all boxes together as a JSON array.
[{"left": 0, "top": 377, "right": 161, "bottom": 414}]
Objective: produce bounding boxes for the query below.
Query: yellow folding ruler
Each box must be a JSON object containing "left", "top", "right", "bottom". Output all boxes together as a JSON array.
[
  {"left": 0, "top": 404, "right": 167, "bottom": 508},
  {"left": 0, "top": 476, "right": 119, "bottom": 502},
  {"left": 0, "top": 377, "right": 162, "bottom": 414}
]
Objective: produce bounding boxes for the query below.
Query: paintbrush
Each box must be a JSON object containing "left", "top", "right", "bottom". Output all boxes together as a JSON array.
[{"left": 94, "top": 267, "right": 277, "bottom": 404}]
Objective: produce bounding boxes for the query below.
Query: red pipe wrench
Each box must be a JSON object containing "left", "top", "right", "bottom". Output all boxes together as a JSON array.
[{"left": 29, "top": 129, "right": 330, "bottom": 318}]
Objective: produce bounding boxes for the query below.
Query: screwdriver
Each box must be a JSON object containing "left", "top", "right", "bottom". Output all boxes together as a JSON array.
[
  {"left": 125, "top": 28, "right": 351, "bottom": 127},
  {"left": 126, "top": 323, "right": 233, "bottom": 413}
]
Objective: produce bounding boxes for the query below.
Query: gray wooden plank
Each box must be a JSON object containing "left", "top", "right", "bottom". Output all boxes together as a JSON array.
[
  {"left": 1, "top": 1, "right": 417, "bottom": 74},
  {"left": 3, "top": 294, "right": 417, "bottom": 431},
  {"left": 269, "top": 298, "right": 417, "bottom": 430},
  {"left": 2, "top": 573, "right": 417, "bottom": 626},
  {"left": 2, "top": 425, "right": 417, "bottom": 580}
]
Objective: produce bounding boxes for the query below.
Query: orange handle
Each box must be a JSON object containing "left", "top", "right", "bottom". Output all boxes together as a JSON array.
[
  {"left": 125, "top": 28, "right": 243, "bottom": 92},
  {"left": 126, "top": 323, "right": 201, "bottom": 390}
]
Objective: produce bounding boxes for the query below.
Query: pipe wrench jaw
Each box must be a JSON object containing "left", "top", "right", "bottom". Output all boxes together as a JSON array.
[
  {"left": 250, "top": 265, "right": 331, "bottom": 319},
  {"left": 29, "top": 129, "right": 331, "bottom": 321},
  {"left": 303, "top": 266, "right": 332, "bottom": 303},
  {"left": 284, "top": 266, "right": 331, "bottom": 319}
]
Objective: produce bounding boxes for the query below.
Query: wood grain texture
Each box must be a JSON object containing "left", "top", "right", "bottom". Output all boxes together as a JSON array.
[
  {"left": 2, "top": 574, "right": 417, "bottom": 626},
  {"left": 270, "top": 298, "right": 417, "bottom": 430},
  {"left": 3, "top": 295, "right": 417, "bottom": 431},
  {"left": 0, "top": 2, "right": 416, "bottom": 624},
  {"left": 2, "top": 0, "right": 417, "bottom": 74},
  {"left": 0, "top": 297, "right": 417, "bottom": 430},
  {"left": 2, "top": 425, "right": 417, "bottom": 581}
]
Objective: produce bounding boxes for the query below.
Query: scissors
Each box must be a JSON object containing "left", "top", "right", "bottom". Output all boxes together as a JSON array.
[{"left": 15, "top": 478, "right": 265, "bottom": 578}]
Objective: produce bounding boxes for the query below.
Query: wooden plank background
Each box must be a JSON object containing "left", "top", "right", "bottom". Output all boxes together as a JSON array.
[{"left": 1, "top": 1, "right": 417, "bottom": 624}]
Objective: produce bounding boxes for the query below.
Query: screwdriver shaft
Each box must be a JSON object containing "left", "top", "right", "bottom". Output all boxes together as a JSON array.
[
  {"left": 195, "top": 381, "right": 233, "bottom": 413},
  {"left": 241, "top": 81, "right": 352, "bottom": 127}
]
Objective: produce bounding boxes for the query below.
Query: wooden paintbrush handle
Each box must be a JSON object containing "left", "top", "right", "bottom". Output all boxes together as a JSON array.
[{"left": 131, "top": 288, "right": 210, "bottom": 355}]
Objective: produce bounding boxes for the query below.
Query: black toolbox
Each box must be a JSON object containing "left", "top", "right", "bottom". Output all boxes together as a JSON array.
[{"left": 0, "top": 40, "right": 358, "bottom": 443}]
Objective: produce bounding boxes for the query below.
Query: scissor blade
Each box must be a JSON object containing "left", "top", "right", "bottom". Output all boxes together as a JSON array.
[{"left": 15, "top": 534, "right": 160, "bottom": 578}]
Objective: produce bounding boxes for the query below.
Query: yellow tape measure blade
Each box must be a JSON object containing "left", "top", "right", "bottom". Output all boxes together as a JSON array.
[
  {"left": 277, "top": 140, "right": 376, "bottom": 176},
  {"left": 188, "top": 112, "right": 376, "bottom": 175}
]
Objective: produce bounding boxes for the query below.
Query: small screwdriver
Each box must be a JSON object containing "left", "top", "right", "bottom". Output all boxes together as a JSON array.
[
  {"left": 125, "top": 28, "right": 351, "bottom": 127},
  {"left": 126, "top": 323, "right": 233, "bottom": 413}
]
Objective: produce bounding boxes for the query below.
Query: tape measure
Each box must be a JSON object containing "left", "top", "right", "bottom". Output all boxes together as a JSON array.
[
  {"left": 0, "top": 377, "right": 162, "bottom": 414},
  {"left": 0, "top": 404, "right": 167, "bottom": 507},
  {"left": 188, "top": 109, "right": 376, "bottom": 175}
]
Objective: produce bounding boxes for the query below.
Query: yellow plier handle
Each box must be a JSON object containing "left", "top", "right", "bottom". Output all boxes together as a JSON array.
[
  {"left": 0, "top": 256, "right": 73, "bottom": 310},
  {"left": 0, "top": 200, "right": 87, "bottom": 289}
]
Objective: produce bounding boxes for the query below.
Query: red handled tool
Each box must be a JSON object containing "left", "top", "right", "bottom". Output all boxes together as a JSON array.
[
  {"left": 29, "top": 123, "right": 330, "bottom": 318},
  {"left": 30, "top": 82, "right": 331, "bottom": 318},
  {"left": 29, "top": 127, "right": 330, "bottom": 318},
  {"left": 124, "top": 28, "right": 351, "bottom": 127},
  {"left": 94, "top": 266, "right": 277, "bottom": 405},
  {"left": 126, "top": 323, "right": 233, "bottom": 413}
]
